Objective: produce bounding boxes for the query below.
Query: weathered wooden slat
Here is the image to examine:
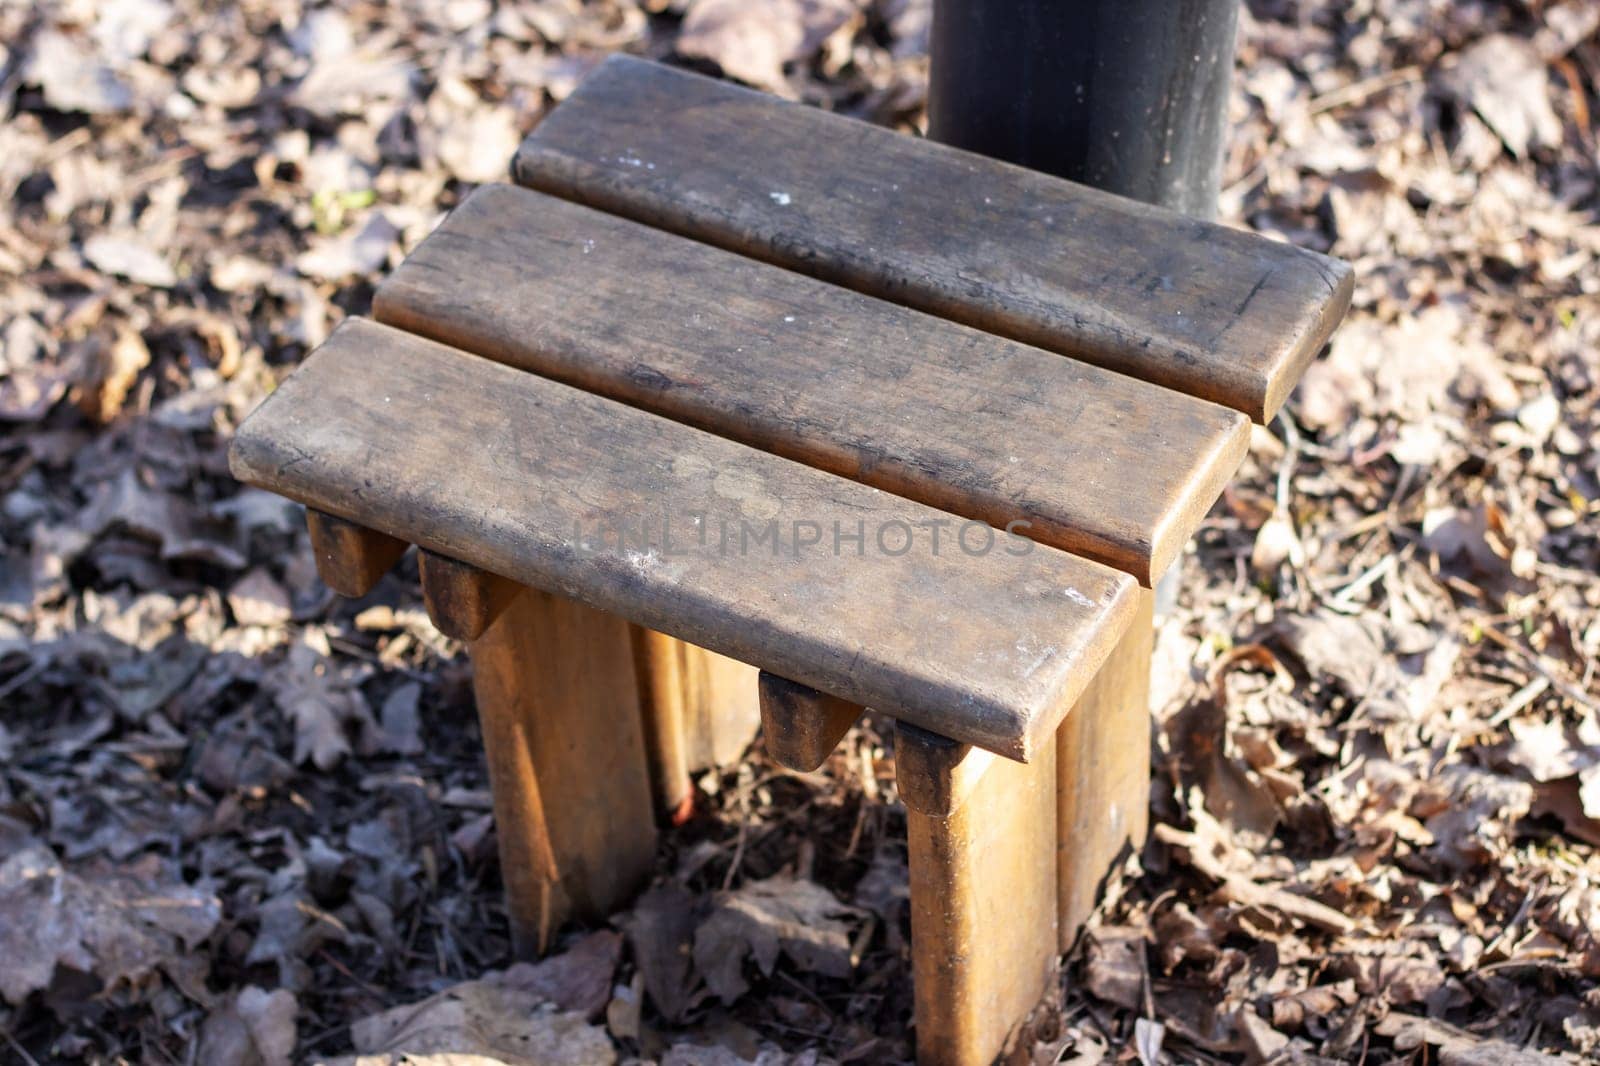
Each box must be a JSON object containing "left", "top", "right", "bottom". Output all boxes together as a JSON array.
[
  {"left": 468, "top": 584, "right": 658, "bottom": 956},
  {"left": 305, "top": 508, "right": 407, "bottom": 597},
  {"left": 1056, "top": 587, "right": 1154, "bottom": 949},
  {"left": 906, "top": 731, "right": 1058, "bottom": 1065},
  {"left": 418, "top": 549, "right": 518, "bottom": 642},
  {"left": 757, "top": 673, "right": 863, "bottom": 773},
  {"left": 374, "top": 184, "right": 1248, "bottom": 584},
  {"left": 230, "top": 319, "right": 1137, "bottom": 761},
  {"left": 512, "top": 55, "right": 1354, "bottom": 424}
]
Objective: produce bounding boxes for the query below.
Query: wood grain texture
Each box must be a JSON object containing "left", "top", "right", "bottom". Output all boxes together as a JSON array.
[
  {"left": 682, "top": 647, "right": 761, "bottom": 768},
  {"left": 631, "top": 628, "right": 760, "bottom": 820},
  {"left": 513, "top": 55, "right": 1354, "bottom": 423},
  {"left": 907, "top": 735, "right": 1058, "bottom": 1065},
  {"left": 894, "top": 721, "right": 997, "bottom": 818},
  {"left": 419, "top": 549, "right": 517, "bottom": 642},
  {"left": 758, "top": 673, "right": 863, "bottom": 773},
  {"left": 468, "top": 585, "right": 658, "bottom": 957},
  {"left": 375, "top": 183, "right": 1248, "bottom": 584},
  {"left": 233, "top": 320, "right": 1139, "bottom": 758},
  {"left": 629, "top": 626, "right": 694, "bottom": 820},
  {"left": 1057, "top": 587, "right": 1154, "bottom": 950},
  {"left": 305, "top": 508, "right": 407, "bottom": 597},
  {"left": 229, "top": 319, "right": 1138, "bottom": 761}
]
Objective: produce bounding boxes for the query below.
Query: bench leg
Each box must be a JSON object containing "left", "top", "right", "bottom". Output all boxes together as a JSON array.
[
  {"left": 418, "top": 549, "right": 517, "bottom": 641},
  {"left": 1056, "top": 586, "right": 1153, "bottom": 949},
  {"left": 757, "top": 671, "right": 863, "bottom": 772},
  {"left": 467, "top": 584, "right": 659, "bottom": 958},
  {"left": 900, "top": 724, "right": 1059, "bottom": 1066},
  {"left": 305, "top": 509, "right": 407, "bottom": 597},
  {"left": 631, "top": 628, "right": 760, "bottom": 820}
]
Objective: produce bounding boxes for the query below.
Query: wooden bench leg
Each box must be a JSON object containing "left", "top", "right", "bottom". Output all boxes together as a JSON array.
[
  {"left": 464, "top": 583, "right": 659, "bottom": 958},
  {"left": 419, "top": 549, "right": 518, "bottom": 641},
  {"left": 305, "top": 509, "right": 407, "bottom": 596},
  {"left": 757, "top": 672, "right": 863, "bottom": 772},
  {"left": 1056, "top": 586, "right": 1154, "bottom": 949},
  {"left": 899, "top": 723, "right": 1059, "bottom": 1066},
  {"left": 631, "top": 628, "right": 760, "bottom": 820}
]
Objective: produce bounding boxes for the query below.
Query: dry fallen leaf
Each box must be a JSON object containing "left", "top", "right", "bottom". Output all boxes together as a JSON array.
[
  {"left": 77, "top": 327, "right": 151, "bottom": 424},
  {"left": 271, "top": 634, "right": 378, "bottom": 769},
  {"left": 197, "top": 986, "right": 299, "bottom": 1066},
  {"left": 0, "top": 844, "right": 221, "bottom": 1006},
  {"left": 332, "top": 974, "right": 615, "bottom": 1066},
  {"left": 1250, "top": 511, "right": 1304, "bottom": 571},
  {"left": 1082, "top": 926, "right": 1145, "bottom": 1012},
  {"left": 1421, "top": 765, "right": 1534, "bottom": 871},
  {"left": 1376, "top": 1012, "right": 1568, "bottom": 1065},
  {"left": 25, "top": 30, "right": 135, "bottom": 113},
  {"left": 377, "top": 680, "right": 424, "bottom": 755},
  {"left": 1440, "top": 35, "right": 1563, "bottom": 159},
  {"left": 660, "top": 1043, "right": 819, "bottom": 1066},
  {"left": 618, "top": 882, "right": 700, "bottom": 1022},
  {"left": 498, "top": 930, "right": 622, "bottom": 1021},
  {"left": 432, "top": 77, "right": 525, "bottom": 184},
  {"left": 290, "top": 14, "right": 415, "bottom": 121},
  {"left": 677, "top": 0, "right": 804, "bottom": 94},
  {"left": 692, "top": 874, "right": 863, "bottom": 1003},
  {"left": 228, "top": 567, "right": 294, "bottom": 628},
  {"left": 1134, "top": 1018, "right": 1165, "bottom": 1066},
  {"left": 676, "top": 0, "right": 858, "bottom": 94},
  {"left": 1271, "top": 610, "right": 1409, "bottom": 719},
  {"left": 84, "top": 232, "right": 178, "bottom": 287},
  {"left": 296, "top": 213, "right": 401, "bottom": 282}
]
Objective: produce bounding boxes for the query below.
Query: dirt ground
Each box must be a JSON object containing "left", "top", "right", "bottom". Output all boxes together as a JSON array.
[{"left": 2, "top": 1, "right": 1598, "bottom": 1063}]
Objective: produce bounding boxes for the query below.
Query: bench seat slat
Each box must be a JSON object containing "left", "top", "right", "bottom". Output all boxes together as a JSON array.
[
  {"left": 513, "top": 55, "right": 1353, "bottom": 424},
  {"left": 230, "top": 319, "right": 1137, "bottom": 762},
  {"left": 375, "top": 184, "right": 1248, "bottom": 585}
]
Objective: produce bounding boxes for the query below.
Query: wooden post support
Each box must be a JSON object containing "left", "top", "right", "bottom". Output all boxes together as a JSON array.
[
  {"left": 1056, "top": 586, "right": 1154, "bottom": 949},
  {"left": 305, "top": 509, "right": 408, "bottom": 597},
  {"left": 899, "top": 724, "right": 1059, "bottom": 1066},
  {"left": 418, "top": 549, "right": 517, "bottom": 642},
  {"left": 894, "top": 721, "right": 996, "bottom": 818},
  {"left": 758, "top": 673, "right": 863, "bottom": 773},
  {"left": 467, "top": 585, "right": 659, "bottom": 958},
  {"left": 631, "top": 628, "right": 760, "bottom": 821}
]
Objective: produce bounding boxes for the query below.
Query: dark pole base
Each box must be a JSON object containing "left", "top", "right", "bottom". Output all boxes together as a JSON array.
[{"left": 927, "top": 0, "right": 1240, "bottom": 220}]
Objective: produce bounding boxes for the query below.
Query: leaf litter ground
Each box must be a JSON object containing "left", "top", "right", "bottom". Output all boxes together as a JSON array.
[{"left": 1, "top": 0, "right": 1598, "bottom": 1062}]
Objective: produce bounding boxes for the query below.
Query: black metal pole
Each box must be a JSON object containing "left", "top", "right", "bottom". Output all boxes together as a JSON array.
[{"left": 927, "top": 0, "right": 1240, "bottom": 220}]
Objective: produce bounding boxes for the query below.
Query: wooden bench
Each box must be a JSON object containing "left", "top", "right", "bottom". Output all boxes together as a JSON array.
[
  {"left": 231, "top": 56, "right": 1351, "bottom": 1066},
  {"left": 513, "top": 55, "right": 1352, "bottom": 425}
]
